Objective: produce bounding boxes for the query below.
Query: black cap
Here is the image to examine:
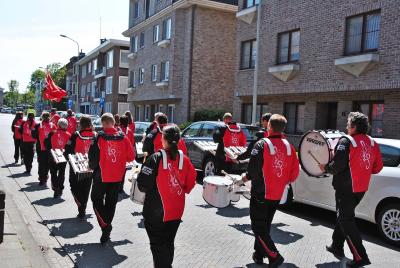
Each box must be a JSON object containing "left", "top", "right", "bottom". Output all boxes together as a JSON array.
[{"left": 162, "top": 125, "right": 181, "bottom": 144}]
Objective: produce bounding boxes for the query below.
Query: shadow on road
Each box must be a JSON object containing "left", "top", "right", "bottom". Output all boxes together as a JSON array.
[
  {"left": 117, "top": 191, "right": 130, "bottom": 202},
  {"left": 54, "top": 239, "right": 132, "bottom": 267},
  {"left": 7, "top": 172, "right": 30, "bottom": 178},
  {"left": 196, "top": 203, "right": 250, "bottom": 218},
  {"left": 228, "top": 222, "right": 303, "bottom": 245},
  {"left": 1, "top": 163, "right": 19, "bottom": 168},
  {"left": 131, "top": 212, "right": 145, "bottom": 229},
  {"left": 315, "top": 261, "right": 345, "bottom": 268},
  {"left": 31, "top": 197, "right": 64, "bottom": 207},
  {"left": 40, "top": 216, "right": 94, "bottom": 239},
  {"left": 243, "top": 262, "right": 300, "bottom": 268},
  {"left": 19, "top": 182, "right": 47, "bottom": 192}
]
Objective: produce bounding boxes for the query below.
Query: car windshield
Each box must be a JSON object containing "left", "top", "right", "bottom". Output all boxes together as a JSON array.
[
  {"left": 241, "top": 126, "right": 261, "bottom": 140},
  {"left": 379, "top": 144, "right": 400, "bottom": 167}
]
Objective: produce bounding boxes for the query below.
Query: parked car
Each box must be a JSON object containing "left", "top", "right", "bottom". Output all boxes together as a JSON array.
[
  {"left": 182, "top": 121, "right": 261, "bottom": 177},
  {"left": 285, "top": 138, "right": 400, "bottom": 246},
  {"left": 1, "top": 107, "right": 12, "bottom": 113},
  {"left": 134, "top": 122, "right": 151, "bottom": 143}
]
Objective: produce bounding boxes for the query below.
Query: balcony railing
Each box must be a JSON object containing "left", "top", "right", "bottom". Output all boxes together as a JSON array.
[{"left": 94, "top": 67, "right": 106, "bottom": 79}]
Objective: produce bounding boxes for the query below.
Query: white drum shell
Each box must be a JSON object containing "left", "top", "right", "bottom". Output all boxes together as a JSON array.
[
  {"left": 203, "top": 176, "right": 233, "bottom": 208},
  {"left": 130, "top": 173, "right": 146, "bottom": 205}
]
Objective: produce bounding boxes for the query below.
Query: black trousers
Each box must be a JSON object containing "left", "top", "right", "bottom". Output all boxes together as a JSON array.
[
  {"left": 37, "top": 150, "right": 50, "bottom": 182},
  {"left": 13, "top": 138, "right": 23, "bottom": 162},
  {"left": 215, "top": 158, "right": 234, "bottom": 175},
  {"left": 144, "top": 218, "right": 181, "bottom": 268},
  {"left": 91, "top": 179, "right": 120, "bottom": 230},
  {"left": 21, "top": 142, "right": 35, "bottom": 172},
  {"left": 332, "top": 190, "right": 368, "bottom": 261},
  {"left": 50, "top": 162, "right": 67, "bottom": 193},
  {"left": 69, "top": 168, "right": 92, "bottom": 213},
  {"left": 250, "top": 196, "right": 280, "bottom": 261}
]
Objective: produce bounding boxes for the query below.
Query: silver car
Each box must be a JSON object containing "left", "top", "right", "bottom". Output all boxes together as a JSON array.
[{"left": 284, "top": 138, "right": 400, "bottom": 246}]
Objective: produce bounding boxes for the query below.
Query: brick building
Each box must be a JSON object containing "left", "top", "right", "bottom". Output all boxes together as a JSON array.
[
  {"left": 74, "top": 39, "right": 131, "bottom": 115},
  {"left": 234, "top": 0, "right": 400, "bottom": 143},
  {"left": 123, "top": 0, "right": 238, "bottom": 124},
  {"left": 65, "top": 53, "right": 85, "bottom": 111}
]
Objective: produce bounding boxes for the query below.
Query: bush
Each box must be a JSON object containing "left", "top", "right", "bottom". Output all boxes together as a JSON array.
[{"left": 193, "top": 109, "right": 225, "bottom": 122}]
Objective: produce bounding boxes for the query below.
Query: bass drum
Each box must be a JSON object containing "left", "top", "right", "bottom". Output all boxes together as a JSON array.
[{"left": 299, "top": 130, "right": 344, "bottom": 177}]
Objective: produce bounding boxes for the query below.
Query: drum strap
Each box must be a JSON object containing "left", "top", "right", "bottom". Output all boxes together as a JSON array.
[
  {"left": 343, "top": 135, "right": 358, "bottom": 147},
  {"left": 160, "top": 149, "right": 184, "bottom": 170},
  {"left": 282, "top": 139, "right": 292, "bottom": 156},
  {"left": 262, "top": 138, "right": 291, "bottom": 156},
  {"left": 367, "top": 135, "right": 375, "bottom": 147}
]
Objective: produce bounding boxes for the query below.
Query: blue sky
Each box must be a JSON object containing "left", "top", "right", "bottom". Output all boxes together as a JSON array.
[{"left": 0, "top": 0, "right": 129, "bottom": 92}]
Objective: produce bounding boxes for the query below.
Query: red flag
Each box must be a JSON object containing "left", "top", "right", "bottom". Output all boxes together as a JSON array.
[{"left": 43, "top": 73, "right": 67, "bottom": 102}]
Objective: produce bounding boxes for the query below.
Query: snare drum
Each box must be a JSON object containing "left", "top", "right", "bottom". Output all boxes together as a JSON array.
[
  {"left": 299, "top": 130, "right": 344, "bottom": 177},
  {"left": 203, "top": 176, "right": 233, "bottom": 208},
  {"left": 130, "top": 166, "right": 145, "bottom": 205}
]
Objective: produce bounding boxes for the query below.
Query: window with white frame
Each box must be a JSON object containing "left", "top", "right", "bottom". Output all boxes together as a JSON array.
[
  {"left": 129, "top": 70, "right": 136, "bottom": 88},
  {"left": 162, "top": 18, "right": 172, "bottom": 40},
  {"left": 140, "top": 32, "right": 145, "bottom": 48},
  {"left": 120, "top": 50, "right": 130, "bottom": 68},
  {"left": 153, "top": 25, "right": 160, "bottom": 43},
  {"left": 161, "top": 61, "right": 169, "bottom": 81},
  {"left": 106, "top": 76, "right": 113, "bottom": 94},
  {"left": 118, "top": 102, "right": 130, "bottom": 115},
  {"left": 88, "top": 62, "right": 92, "bottom": 74},
  {"left": 134, "top": 1, "right": 141, "bottom": 18},
  {"left": 119, "top": 76, "right": 129, "bottom": 94},
  {"left": 139, "top": 68, "right": 144, "bottom": 84},
  {"left": 151, "top": 64, "right": 158, "bottom": 82},
  {"left": 105, "top": 102, "right": 112, "bottom": 113},
  {"left": 107, "top": 50, "right": 114, "bottom": 69},
  {"left": 157, "top": 104, "right": 164, "bottom": 113},
  {"left": 144, "top": 105, "right": 150, "bottom": 121},
  {"left": 92, "top": 81, "right": 97, "bottom": 97},
  {"left": 131, "top": 36, "right": 139, "bottom": 53},
  {"left": 81, "top": 84, "right": 86, "bottom": 97},
  {"left": 92, "top": 59, "right": 97, "bottom": 75},
  {"left": 167, "top": 104, "right": 175, "bottom": 123},
  {"left": 135, "top": 105, "right": 141, "bottom": 121},
  {"left": 81, "top": 64, "right": 87, "bottom": 78}
]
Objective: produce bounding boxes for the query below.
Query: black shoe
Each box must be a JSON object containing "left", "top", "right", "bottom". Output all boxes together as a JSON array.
[
  {"left": 39, "top": 181, "right": 46, "bottom": 186},
  {"left": 347, "top": 259, "right": 371, "bottom": 267},
  {"left": 77, "top": 210, "right": 85, "bottom": 220},
  {"left": 269, "top": 255, "right": 284, "bottom": 268},
  {"left": 53, "top": 191, "right": 61, "bottom": 198},
  {"left": 326, "top": 245, "right": 345, "bottom": 260},
  {"left": 100, "top": 225, "right": 112, "bottom": 244},
  {"left": 252, "top": 252, "right": 264, "bottom": 265}
]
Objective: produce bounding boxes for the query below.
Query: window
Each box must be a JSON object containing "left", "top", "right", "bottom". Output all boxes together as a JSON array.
[
  {"left": 139, "top": 68, "right": 145, "bottom": 84},
  {"left": 242, "top": 103, "right": 269, "bottom": 124},
  {"left": 153, "top": 25, "right": 160, "bottom": 43},
  {"left": 353, "top": 101, "right": 384, "bottom": 137},
  {"left": 182, "top": 123, "right": 202, "bottom": 138},
  {"left": 161, "top": 61, "right": 169, "bottom": 81},
  {"left": 240, "top": 40, "right": 257, "bottom": 69},
  {"left": 379, "top": 144, "right": 400, "bottom": 167},
  {"left": 315, "top": 102, "right": 338, "bottom": 130},
  {"left": 278, "top": 30, "right": 300, "bottom": 64},
  {"left": 92, "top": 59, "right": 97, "bottom": 75},
  {"left": 157, "top": 104, "right": 163, "bottom": 113},
  {"left": 88, "top": 62, "right": 92, "bottom": 74},
  {"left": 129, "top": 70, "right": 136, "bottom": 88},
  {"left": 81, "top": 84, "right": 86, "bottom": 97},
  {"left": 135, "top": 105, "right": 141, "bottom": 121},
  {"left": 120, "top": 50, "right": 130, "bottom": 68},
  {"left": 140, "top": 32, "right": 145, "bottom": 48},
  {"left": 134, "top": 1, "right": 140, "bottom": 18},
  {"left": 107, "top": 50, "right": 114, "bottom": 69},
  {"left": 244, "top": 0, "right": 259, "bottom": 8},
  {"left": 105, "top": 102, "right": 112, "bottom": 113},
  {"left": 162, "top": 18, "right": 172, "bottom": 40},
  {"left": 200, "top": 123, "right": 217, "bottom": 138},
  {"left": 81, "top": 64, "right": 87, "bottom": 78},
  {"left": 144, "top": 105, "right": 150, "bottom": 121},
  {"left": 119, "top": 76, "right": 129, "bottom": 94},
  {"left": 106, "top": 76, "right": 113, "bottom": 94},
  {"left": 91, "top": 81, "right": 97, "bottom": 97},
  {"left": 345, "top": 11, "right": 381, "bottom": 55},
  {"left": 284, "top": 103, "right": 305, "bottom": 134},
  {"left": 131, "top": 36, "right": 138, "bottom": 53},
  {"left": 151, "top": 64, "right": 158, "bottom": 82},
  {"left": 167, "top": 104, "right": 175, "bottom": 123},
  {"left": 118, "top": 102, "right": 130, "bottom": 115}
]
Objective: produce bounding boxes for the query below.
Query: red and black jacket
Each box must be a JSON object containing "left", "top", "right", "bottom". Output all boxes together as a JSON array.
[
  {"left": 12, "top": 119, "right": 23, "bottom": 140},
  {"left": 128, "top": 121, "right": 135, "bottom": 133},
  {"left": 65, "top": 129, "right": 96, "bottom": 155},
  {"left": 247, "top": 133, "right": 300, "bottom": 201},
  {"left": 45, "top": 129, "right": 71, "bottom": 151},
  {"left": 120, "top": 126, "right": 135, "bottom": 149},
  {"left": 213, "top": 122, "right": 247, "bottom": 162},
  {"left": 325, "top": 134, "right": 383, "bottom": 193},
  {"left": 145, "top": 121, "right": 158, "bottom": 136},
  {"left": 138, "top": 149, "right": 197, "bottom": 222},
  {"left": 66, "top": 116, "right": 77, "bottom": 135},
  {"left": 50, "top": 113, "right": 60, "bottom": 127},
  {"left": 20, "top": 120, "right": 37, "bottom": 143},
  {"left": 34, "top": 121, "right": 56, "bottom": 151},
  {"left": 143, "top": 125, "right": 188, "bottom": 156},
  {"left": 88, "top": 128, "right": 135, "bottom": 183}
]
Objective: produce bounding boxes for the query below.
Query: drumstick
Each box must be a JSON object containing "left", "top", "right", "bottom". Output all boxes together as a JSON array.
[
  {"left": 308, "top": 150, "right": 321, "bottom": 165},
  {"left": 221, "top": 170, "right": 242, "bottom": 185}
]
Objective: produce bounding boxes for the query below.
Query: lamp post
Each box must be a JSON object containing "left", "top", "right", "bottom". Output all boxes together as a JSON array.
[{"left": 60, "top": 34, "right": 80, "bottom": 112}]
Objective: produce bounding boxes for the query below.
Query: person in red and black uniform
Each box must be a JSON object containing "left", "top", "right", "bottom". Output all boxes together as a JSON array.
[
  {"left": 213, "top": 113, "right": 247, "bottom": 174},
  {"left": 319, "top": 112, "right": 383, "bottom": 268},
  {"left": 144, "top": 112, "right": 163, "bottom": 137},
  {"left": 65, "top": 116, "right": 96, "bottom": 219},
  {"left": 244, "top": 114, "right": 299, "bottom": 267},
  {"left": 33, "top": 112, "right": 56, "bottom": 186},
  {"left": 20, "top": 112, "right": 37, "bottom": 174},
  {"left": 125, "top": 111, "right": 135, "bottom": 133},
  {"left": 143, "top": 114, "right": 187, "bottom": 157},
  {"left": 11, "top": 111, "right": 24, "bottom": 164},
  {"left": 45, "top": 119, "right": 71, "bottom": 198},
  {"left": 66, "top": 109, "right": 77, "bottom": 135},
  {"left": 50, "top": 108, "right": 60, "bottom": 127},
  {"left": 118, "top": 115, "right": 135, "bottom": 193},
  {"left": 89, "top": 113, "right": 135, "bottom": 244},
  {"left": 138, "top": 125, "right": 197, "bottom": 268}
]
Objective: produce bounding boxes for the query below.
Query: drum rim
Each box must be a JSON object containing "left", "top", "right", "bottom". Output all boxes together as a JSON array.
[
  {"left": 202, "top": 196, "right": 231, "bottom": 208},
  {"left": 298, "top": 130, "right": 332, "bottom": 178}
]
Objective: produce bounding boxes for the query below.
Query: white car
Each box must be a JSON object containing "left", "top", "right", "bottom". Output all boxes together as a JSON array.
[{"left": 285, "top": 138, "right": 400, "bottom": 246}]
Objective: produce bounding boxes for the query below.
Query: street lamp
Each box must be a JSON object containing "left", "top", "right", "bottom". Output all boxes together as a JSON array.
[{"left": 60, "top": 34, "right": 80, "bottom": 112}]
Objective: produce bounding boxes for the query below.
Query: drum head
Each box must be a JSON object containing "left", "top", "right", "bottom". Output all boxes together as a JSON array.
[
  {"left": 203, "top": 176, "right": 233, "bottom": 186},
  {"left": 299, "top": 131, "right": 330, "bottom": 177}
]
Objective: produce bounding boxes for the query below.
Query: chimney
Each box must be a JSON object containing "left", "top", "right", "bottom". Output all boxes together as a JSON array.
[{"left": 100, "top": 38, "right": 107, "bottom": 45}]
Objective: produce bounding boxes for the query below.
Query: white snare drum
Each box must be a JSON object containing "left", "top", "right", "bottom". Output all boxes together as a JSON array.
[
  {"left": 299, "top": 130, "right": 344, "bottom": 177},
  {"left": 203, "top": 176, "right": 233, "bottom": 208},
  {"left": 130, "top": 166, "right": 145, "bottom": 205}
]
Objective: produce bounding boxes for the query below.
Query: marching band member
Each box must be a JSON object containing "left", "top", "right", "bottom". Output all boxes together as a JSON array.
[
  {"left": 33, "top": 112, "right": 55, "bottom": 186},
  {"left": 118, "top": 115, "right": 135, "bottom": 193},
  {"left": 243, "top": 114, "right": 299, "bottom": 267},
  {"left": 65, "top": 116, "right": 96, "bottom": 219},
  {"left": 143, "top": 114, "right": 187, "bottom": 157},
  {"left": 20, "top": 112, "right": 37, "bottom": 174},
  {"left": 66, "top": 109, "right": 77, "bottom": 134},
  {"left": 50, "top": 108, "right": 60, "bottom": 126},
  {"left": 125, "top": 111, "right": 135, "bottom": 133},
  {"left": 138, "top": 125, "right": 197, "bottom": 268},
  {"left": 145, "top": 112, "right": 163, "bottom": 136},
  {"left": 88, "top": 113, "right": 135, "bottom": 244},
  {"left": 114, "top": 114, "right": 121, "bottom": 129},
  {"left": 11, "top": 111, "right": 24, "bottom": 164},
  {"left": 213, "top": 113, "right": 247, "bottom": 174},
  {"left": 319, "top": 112, "right": 383, "bottom": 267},
  {"left": 45, "top": 119, "right": 71, "bottom": 198}
]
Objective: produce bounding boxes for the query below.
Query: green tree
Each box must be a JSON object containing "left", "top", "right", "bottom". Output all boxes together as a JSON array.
[
  {"left": 19, "top": 91, "right": 35, "bottom": 106},
  {"left": 27, "top": 69, "right": 46, "bottom": 93},
  {"left": 4, "top": 80, "right": 19, "bottom": 108}
]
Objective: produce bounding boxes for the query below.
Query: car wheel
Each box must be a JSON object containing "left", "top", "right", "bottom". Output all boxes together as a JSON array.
[
  {"left": 377, "top": 203, "right": 400, "bottom": 247},
  {"left": 203, "top": 157, "right": 216, "bottom": 178}
]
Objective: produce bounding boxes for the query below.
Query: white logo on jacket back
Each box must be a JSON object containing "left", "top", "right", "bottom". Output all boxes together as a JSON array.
[
  {"left": 360, "top": 140, "right": 371, "bottom": 170},
  {"left": 167, "top": 163, "right": 183, "bottom": 196},
  {"left": 272, "top": 146, "right": 285, "bottom": 178},
  {"left": 106, "top": 141, "right": 117, "bottom": 163}
]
